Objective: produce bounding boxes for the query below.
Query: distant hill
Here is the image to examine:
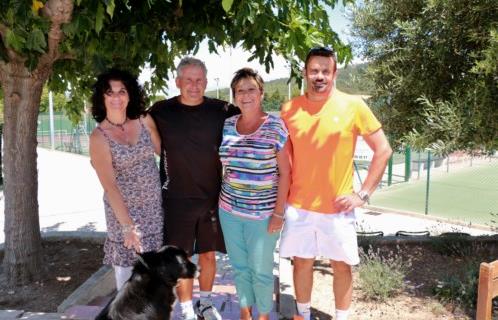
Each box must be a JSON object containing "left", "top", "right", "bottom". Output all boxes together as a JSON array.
[
  {"left": 205, "top": 63, "right": 373, "bottom": 111},
  {"left": 335, "top": 63, "right": 373, "bottom": 95}
]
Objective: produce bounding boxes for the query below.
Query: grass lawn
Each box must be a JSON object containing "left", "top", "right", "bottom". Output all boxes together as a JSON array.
[{"left": 370, "top": 161, "right": 498, "bottom": 226}]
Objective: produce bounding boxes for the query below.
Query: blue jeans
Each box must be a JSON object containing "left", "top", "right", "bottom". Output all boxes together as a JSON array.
[{"left": 219, "top": 207, "right": 279, "bottom": 314}]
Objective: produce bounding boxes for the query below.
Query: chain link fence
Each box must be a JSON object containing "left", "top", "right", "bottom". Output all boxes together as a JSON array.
[
  {"left": 37, "top": 112, "right": 96, "bottom": 155},
  {"left": 355, "top": 148, "right": 498, "bottom": 227}
]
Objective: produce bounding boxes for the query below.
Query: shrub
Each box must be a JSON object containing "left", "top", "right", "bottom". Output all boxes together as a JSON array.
[
  {"left": 430, "top": 233, "right": 474, "bottom": 257},
  {"left": 433, "top": 262, "right": 479, "bottom": 310},
  {"left": 358, "top": 246, "right": 411, "bottom": 301}
]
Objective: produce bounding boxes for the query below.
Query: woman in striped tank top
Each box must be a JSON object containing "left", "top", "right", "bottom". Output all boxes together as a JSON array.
[{"left": 218, "top": 68, "right": 291, "bottom": 320}]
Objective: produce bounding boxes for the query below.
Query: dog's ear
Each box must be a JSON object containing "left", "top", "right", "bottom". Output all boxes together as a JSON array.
[
  {"left": 156, "top": 247, "right": 185, "bottom": 283},
  {"left": 134, "top": 251, "right": 159, "bottom": 273}
]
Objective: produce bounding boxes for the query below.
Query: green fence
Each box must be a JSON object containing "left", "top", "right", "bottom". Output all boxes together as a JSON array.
[
  {"left": 355, "top": 147, "right": 471, "bottom": 188},
  {"left": 37, "top": 112, "right": 96, "bottom": 155},
  {"left": 363, "top": 151, "right": 498, "bottom": 227}
]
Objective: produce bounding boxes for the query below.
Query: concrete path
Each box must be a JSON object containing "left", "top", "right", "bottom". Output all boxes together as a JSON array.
[
  {"left": 170, "top": 253, "right": 280, "bottom": 319},
  {"left": 0, "top": 148, "right": 106, "bottom": 245},
  {"left": 60, "top": 250, "right": 279, "bottom": 320}
]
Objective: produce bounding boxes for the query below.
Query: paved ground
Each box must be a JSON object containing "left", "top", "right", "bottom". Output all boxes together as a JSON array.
[
  {"left": 0, "top": 148, "right": 106, "bottom": 245},
  {"left": 62, "top": 251, "right": 279, "bottom": 320},
  {"left": 0, "top": 148, "right": 495, "bottom": 319}
]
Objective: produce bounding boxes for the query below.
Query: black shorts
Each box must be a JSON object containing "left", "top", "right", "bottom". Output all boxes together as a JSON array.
[{"left": 163, "top": 198, "right": 226, "bottom": 256}]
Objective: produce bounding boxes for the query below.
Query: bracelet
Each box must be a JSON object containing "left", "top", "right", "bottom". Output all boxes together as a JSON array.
[
  {"left": 121, "top": 224, "right": 135, "bottom": 234},
  {"left": 272, "top": 213, "right": 285, "bottom": 219}
]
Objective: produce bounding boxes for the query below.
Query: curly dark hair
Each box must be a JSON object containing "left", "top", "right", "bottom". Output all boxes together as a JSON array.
[{"left": 90, "top": 68, "right": 146, "bottom": 123}]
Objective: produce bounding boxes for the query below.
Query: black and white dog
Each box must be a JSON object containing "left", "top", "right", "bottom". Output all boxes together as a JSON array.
[{"left": 96, "top": 245, "right": 197, "bottom": 320}]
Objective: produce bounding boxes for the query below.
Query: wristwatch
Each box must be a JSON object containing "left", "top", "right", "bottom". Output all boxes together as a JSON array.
[{"left": 357, "top": 190, "right": 370, "bottom": 202}]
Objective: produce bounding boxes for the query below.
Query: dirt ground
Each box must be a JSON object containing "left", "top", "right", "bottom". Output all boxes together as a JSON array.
[
  {"left": 0, "top": 239, "right": 104, "bottom": 312},
  {"left": 310, "top": 240, "right": 498, "bottom": 320},
  {"left": 0, "top": 238, "right": 496, "bottom": 319}
]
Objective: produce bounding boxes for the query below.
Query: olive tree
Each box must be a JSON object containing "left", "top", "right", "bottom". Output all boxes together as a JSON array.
[{"left": 350, "top": 0, "right": 497, "bottom": 153}]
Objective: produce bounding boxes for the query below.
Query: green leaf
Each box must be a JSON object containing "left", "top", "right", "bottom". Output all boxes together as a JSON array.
[
  {"left": 95, "top": 3, "right": 105, "bottom": 34},
  {"left": 222, "top": 0, "right": 233, "bottom": 12},
  {"left": 6, "top": 8, "right": 15, "bottom": 25},
  {"left": 106, "top": 0, "right": 116, "bottom": 18},
  {"left": 26, "top": 28, "right": 47, "bottom": 53},
  {"left": 5, "top": 29, "right": 26, "bottom": 52}
]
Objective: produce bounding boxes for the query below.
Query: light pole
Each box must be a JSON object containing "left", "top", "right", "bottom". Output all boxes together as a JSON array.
[{"left": 214, "top": 77, "right": 220, "bottom": 99}]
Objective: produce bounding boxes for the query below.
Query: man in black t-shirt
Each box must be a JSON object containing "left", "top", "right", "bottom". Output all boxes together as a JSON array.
[{"left": 149, "top": 57, "right": 238, "bottom": 320}]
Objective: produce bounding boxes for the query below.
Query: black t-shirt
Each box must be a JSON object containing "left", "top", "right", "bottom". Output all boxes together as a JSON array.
[{"left": 149, "top": 96, "right": 239, "bottom": 199}]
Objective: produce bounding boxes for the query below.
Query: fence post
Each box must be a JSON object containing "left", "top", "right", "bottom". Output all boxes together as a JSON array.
[
  {"left": 425, "top": 150, "right": 431, "bottom": 215},
  {"left": 387, "top": 155, "right": 393, "bottom": 186},
  {"left": 49, "top": 91, "right": 55, "bottom": 150},
  {"left": 353, "top": 161, "right": 364, "bottom": 187},
  {"left": 405, "top": 146, "right": 411, "bottom": 182},
  {"left": 416, "top": 152, "right": 421, "bottom": 179}
]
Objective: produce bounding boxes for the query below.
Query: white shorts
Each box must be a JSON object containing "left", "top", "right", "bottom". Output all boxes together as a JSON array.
[{"left": 279, "top": 205, "right": 360, "bottom": 265}]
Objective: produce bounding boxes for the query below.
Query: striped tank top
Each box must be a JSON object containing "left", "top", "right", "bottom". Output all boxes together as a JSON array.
[{"left": 219, "top": 114, "right": 288, "bottom": 220}]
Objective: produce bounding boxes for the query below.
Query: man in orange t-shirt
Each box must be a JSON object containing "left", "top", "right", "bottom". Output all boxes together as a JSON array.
[{"left": 279, "top": 47, "right": 392, "bottom": 320}]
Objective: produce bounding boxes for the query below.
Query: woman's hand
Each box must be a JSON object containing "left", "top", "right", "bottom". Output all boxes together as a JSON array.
[
  {"left": 267, "top": 213, "right": 284, "bottom": 234},
  {"left": 122, "top": 224, "right": 143, "bottom": 253}
]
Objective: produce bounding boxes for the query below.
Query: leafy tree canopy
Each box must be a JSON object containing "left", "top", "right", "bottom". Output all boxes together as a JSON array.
[
  {"left": 1, "top": 0, "right": 353, "bottom": 115},
  {"left": 351, "top": 0, "right": 497, "bottom": 154}
]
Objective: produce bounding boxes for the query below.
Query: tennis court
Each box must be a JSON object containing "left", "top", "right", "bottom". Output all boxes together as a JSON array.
[{"left": 370, "top": 160, "right": 498, "bottom": 226}]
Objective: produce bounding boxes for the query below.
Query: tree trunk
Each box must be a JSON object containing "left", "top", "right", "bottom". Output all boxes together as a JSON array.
[
  {"left": 0, "top": 123, "right": 3, "bottom": 185},
  {"left": 2, "top": 67, "right": 44, "bottom": 286},
  {"left": 0, "top": 0, "right": 73, "bottom": 286}
]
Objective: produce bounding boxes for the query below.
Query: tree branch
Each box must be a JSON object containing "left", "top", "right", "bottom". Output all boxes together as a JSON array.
[
  {"left": 0, "top": 60, "right": 6, "bottom": 85},
  {"left": 35, "top": 0, "right": 74, "bottom": 79},
  {"left": 0, "top": 22, "right": 6, "bottom": 38},
  {"left": 0, "top": 23, "right": 23, "bottom": 62},
  {"left": 59, "top": 52, "right": 76, "bottom": 60}
]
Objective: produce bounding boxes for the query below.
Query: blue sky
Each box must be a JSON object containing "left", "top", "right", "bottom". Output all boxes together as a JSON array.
[{"left": 141, "top": 3, "right": 354, "bottom": 96}]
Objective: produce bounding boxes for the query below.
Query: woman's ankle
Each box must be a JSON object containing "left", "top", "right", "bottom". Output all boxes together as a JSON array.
[{"left": 240, "top": 306, "right": 252, "bottom": 320}]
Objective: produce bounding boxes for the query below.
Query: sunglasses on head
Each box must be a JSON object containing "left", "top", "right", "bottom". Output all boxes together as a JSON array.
[
  {"left": 307, "top": 46, "right": 336, "bottom": 56},
  {"left": 305, "top": 47, "right": 336, "bottom": 66},
  {"left": 304, "top": 46, "right": 337, "bottom": 69}
]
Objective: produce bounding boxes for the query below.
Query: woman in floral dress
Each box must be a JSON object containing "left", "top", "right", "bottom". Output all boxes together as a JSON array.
[{"left": 89, "top": 69, "right": 163, "bottom": 290}]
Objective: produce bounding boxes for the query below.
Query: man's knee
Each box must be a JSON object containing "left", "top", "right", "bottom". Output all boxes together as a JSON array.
[
  {"left": 198, "top": 251, "right": 216, "bottom": 266},
  {"left": 293, "top": 257, "right": 315, "bottom": 272},
  {"left": 330, "top": 260, "right": 352, "bottom": 275}
]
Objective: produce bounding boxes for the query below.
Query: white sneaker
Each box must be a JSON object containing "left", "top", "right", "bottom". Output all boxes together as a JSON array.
[
  {"left": 180, "top": 312, "right": 197, "bottom": 320},
  {"left": 194, "top": 300, "right": 222, "bottom": 320}
]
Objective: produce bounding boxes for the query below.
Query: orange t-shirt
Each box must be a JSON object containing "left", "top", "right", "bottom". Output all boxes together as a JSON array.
[{"left": 281, "top": 89, "right": 381, "bottom": 213}]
